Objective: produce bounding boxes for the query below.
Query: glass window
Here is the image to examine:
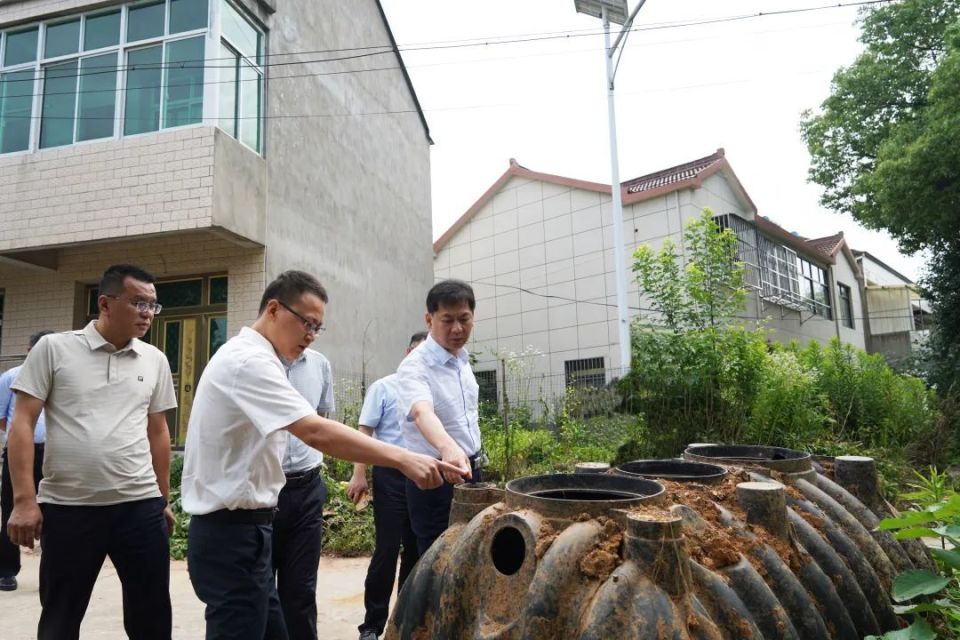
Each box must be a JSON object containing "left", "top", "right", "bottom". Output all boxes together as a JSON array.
[
  {"left": 157, "top": 279, "right": 203, "bottom": 307},
  {"left": 44, "top": 19, "right": 81, "bottom": 59},
  {"left": 839, "top": 284, "right": 854, "bottom": 328},
  {"left": 40, "top": 60, "right": 78, "bottom": 148},
  {"left": 164, "top": 36, "right": 204, "bottom": 128},
  {"left": 564, "top": 357, "right": 606, "bottom": 389},
  {"left": 209, "top": 276, "right": 228, "bottom": 304},
  {"left": 4, "top": 28, "right": 39, "bottom": 66},
  {"left": 164, "top": 321, "right": 181, "bottom": 374},
  {"left": 84, "top": 11, "right": 121, "bottom": 51},
  {"left": 239, "top": 59, "right": 260, "bottom": 151},
  {"left": 170, "top": 0, "right": 208, "bottom": 34},
  {"left": 127, "top": 1, "right": 165, "bottom": 42},
  {"left": 0, "top": 70, "right": 34, "bottom": 153},
  {"left": 208, "top": 316, "right": 227, "bottom": 357},
  {"left": 475, "top": 370, "right": 498, "bottom": 407},
  {"left": 87, "top": 287, "right": 100, "bottom": 315},
  {"left": 124, "top": 45, "right": 162, "bottom": 135},
  {"left": 218, "top": 43, "right": 238, "bottom": 137},
  {"left": 77, "top": 53, "right": 118, "bottom": 141},
  {"left": 222, "top": 0, "right": 261, "bottom": 63}
]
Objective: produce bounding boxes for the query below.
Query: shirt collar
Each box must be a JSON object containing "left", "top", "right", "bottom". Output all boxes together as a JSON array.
[
  {"left": 239, "top": 326, "right": 280, "bottom": 359},
  {"left": 82, "top": 320, "right": 143, "bottom": 355},
  {"left": 422, "top": 334, "right": 469, "bottom": 366}
]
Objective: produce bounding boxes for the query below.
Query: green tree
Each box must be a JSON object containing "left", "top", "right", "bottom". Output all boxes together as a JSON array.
[
  {"left": 800, "top": 0, "right": 960, "bottom": 390},
  {"left": 631, "top": 208, "right": 746, "bottom": 331}
]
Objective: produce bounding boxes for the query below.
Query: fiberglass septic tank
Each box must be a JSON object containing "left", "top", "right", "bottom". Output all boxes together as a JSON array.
[{"left": 385, "top": 444, "right": 930, "bottom": 639}]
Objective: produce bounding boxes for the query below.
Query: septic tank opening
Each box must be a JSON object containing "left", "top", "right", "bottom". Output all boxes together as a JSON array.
[{"left": 490, "top": 526, "right": 526, "bottom": 576}]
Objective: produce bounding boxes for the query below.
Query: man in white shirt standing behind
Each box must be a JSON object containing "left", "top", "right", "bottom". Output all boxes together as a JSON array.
[
  {"left": 396, "top": 279, "right": 482, "bottom": 554},
  {"left": 182, "top": 270, "right": 464, "bottom": 640},
  {"left": 273, "top": 347, "right": 334, "bottom": 640}
]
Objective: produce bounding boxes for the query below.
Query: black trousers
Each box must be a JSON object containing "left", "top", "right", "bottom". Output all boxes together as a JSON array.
[
  {"left": 0, "top": 443, "right": 44, "bottom": 578},
  {"left": 37, "top": 497, "right": 171, "bottom": 640},
  {"left": 406, "top": 462, "right": 483, "bottom": 555},
  {"left": 359, "top": 466, "right": 419, "bottom": 635},
  {"left": 272, "top": 471, "right": 327, "bottom": 640},
  {"left": 188, "top": 514, "right": 288, "bottom": 640}
]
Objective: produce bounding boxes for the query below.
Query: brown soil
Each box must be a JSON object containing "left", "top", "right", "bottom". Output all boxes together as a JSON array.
[
  {"left": 579, "top": 519, "right": 623, "bottom": 580},
  {"left": 535, "top": 521, "right": 558, "bottom": 558}
]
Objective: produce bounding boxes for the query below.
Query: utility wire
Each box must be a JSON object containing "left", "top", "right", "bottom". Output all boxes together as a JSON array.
[{"left": 0, "top": 0, "right": 894, "bottom": 84}]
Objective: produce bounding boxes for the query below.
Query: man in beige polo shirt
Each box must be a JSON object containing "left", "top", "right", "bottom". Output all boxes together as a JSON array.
[{"left": 6, "top": 264, "right": 177, "bottom": 640}]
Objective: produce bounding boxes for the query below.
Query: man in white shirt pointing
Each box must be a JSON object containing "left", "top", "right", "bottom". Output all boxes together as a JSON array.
[{"left": 182, "top": 271, "right": 465, "bottom": 640}]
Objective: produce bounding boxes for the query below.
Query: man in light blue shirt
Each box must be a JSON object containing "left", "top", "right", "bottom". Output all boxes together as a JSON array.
[
  {"left": 395, "top": 280, "right": 479, "bottom": 554},
  {"left": 273, "top": 347, "right": 335, "bottom": 640},
  {"left": 348, "top": 331, "right": 427, "bottom": 640},
  {"left": 0, "top": 329, "right": 53, "bottom": 591}
]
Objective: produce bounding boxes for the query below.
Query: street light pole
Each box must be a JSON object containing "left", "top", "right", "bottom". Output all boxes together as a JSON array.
[{"left": 601, "top": 5, "right": 632, "bottom": 377}]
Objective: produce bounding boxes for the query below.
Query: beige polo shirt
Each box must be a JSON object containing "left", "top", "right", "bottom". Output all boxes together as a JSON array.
[{"left": 12, "top": 321, "right": 177, "bottom": 506}]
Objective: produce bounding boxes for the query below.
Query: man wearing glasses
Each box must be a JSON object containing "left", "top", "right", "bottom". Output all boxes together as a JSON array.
[
  {"left": 273, "top": 338, "right": 334, "bottom": 639},
  {"left": 6, "top": 264, "right": 177, "bottom": 640},
  {"left": 182, "top": 270, "right": 465, "bottom": 639}
]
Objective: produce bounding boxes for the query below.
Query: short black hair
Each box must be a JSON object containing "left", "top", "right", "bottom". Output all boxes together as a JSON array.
[
  {"left": 29, "top": 330, "right": 54, "bottom": 349},
  {"left": 99, "top": 264, "right": 156, "bottom": 297},
  {"left": 409, "top": 331, "right": 428, "bottom": 347},
  {"left": 259, "top": 270, "right": 329, "bottom": 314},
  {"left": 426, "top": 279, "right": 475, "bottom": 313}
]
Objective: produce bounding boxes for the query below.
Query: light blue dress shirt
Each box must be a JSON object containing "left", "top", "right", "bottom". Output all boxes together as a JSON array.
[
  {"left": 395, "top": 335, "right": 480, "bottom": 458},
  {"left": 0, "top": 365, "right": 46, "bottom": 445},
  {"left": 358, "top": 374, "right": 406, "bottom": 448},
  {"left": 282, "top": 349, "right": 334, "bottom": 474}
]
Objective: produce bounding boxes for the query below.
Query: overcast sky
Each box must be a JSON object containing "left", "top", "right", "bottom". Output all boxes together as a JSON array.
[{"left": 379, "top": 0, "right": 925, "bottom": 281}]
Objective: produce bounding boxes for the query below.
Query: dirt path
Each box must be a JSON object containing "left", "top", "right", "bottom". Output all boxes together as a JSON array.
[{"left": 0, "top": 552, "right": 373, "bottom": 639}]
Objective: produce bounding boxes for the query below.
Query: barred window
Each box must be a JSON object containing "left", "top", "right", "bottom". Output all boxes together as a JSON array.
[
  {"left": 475, "top": 370, "right": 498, "bottom": 407},
  {"left": 564, "top": 357, "right": 605, "bottom": 389}
]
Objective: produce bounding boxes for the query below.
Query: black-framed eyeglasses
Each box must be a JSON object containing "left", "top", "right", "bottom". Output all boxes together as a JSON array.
[
  {"left": 104, "top": 294, "right": 162, "bottom": 315},
  {"left": 278, "top": 301, "right": 325, "bottom": 335}
]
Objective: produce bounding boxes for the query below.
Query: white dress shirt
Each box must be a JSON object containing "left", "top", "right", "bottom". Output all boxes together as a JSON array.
[
  {"left": 395, "top": 335, "right": 480, "bottom": 458},
  {"left": 181, "top": 327, "right": 316, "bottom": 515}
]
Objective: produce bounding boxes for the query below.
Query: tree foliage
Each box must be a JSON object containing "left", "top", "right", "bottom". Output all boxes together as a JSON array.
[
  {"left": 801, "top": 0, "right": 960, "bottom": 391},
  {"left": 801, "top": 0, "right": 960, "bottom": 252},
  {"left": 631, "top": 208, "right": 746, "bottom": 331}
]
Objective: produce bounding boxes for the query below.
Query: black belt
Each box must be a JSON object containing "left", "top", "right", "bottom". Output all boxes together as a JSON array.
[
  {"left": 195, "top": 507, "right": 276, "bottom": 525},
  {"left": 284, "top": 465, "right": 321, "bottom": 489}
]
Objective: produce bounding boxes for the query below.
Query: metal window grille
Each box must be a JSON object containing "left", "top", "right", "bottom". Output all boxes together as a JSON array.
[
  {"left": 475, "top": 369, "right": 499, "bottom": 407},
  {"left": 564, "top": 357, "right": 606, "bottom": 389}
]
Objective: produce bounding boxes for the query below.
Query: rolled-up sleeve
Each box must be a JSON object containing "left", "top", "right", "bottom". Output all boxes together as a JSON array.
[{"left": 395, "top": 356, "right": 433, "bottom": 422}]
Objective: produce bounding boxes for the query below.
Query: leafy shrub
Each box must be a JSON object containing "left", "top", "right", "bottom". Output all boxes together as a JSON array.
[
  {"left": 619, "top": 325, "right": 769, "bottom": 457},
  {"left": 793, "top": 338, "right": 938, "bottom": 451},
  {"left": 320, "top": 469, "right": 374, "bottom": 556},
  {"left": 745, "top": 350, "right": 827, "bottom": 449},
  {"left": 168, "top": 454, "right": 190, "bottom": 560}
]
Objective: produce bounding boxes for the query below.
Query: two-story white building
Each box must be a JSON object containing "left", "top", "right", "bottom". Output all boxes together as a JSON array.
[
  {"left": 433, "top": 150, "right": 868, "bottom": 402},
  {"left": 0, "top": 0, "right": 434, "bottom": 444}
]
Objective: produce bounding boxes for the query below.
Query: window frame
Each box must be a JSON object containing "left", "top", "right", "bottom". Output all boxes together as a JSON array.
[
  {"left": 217, "top": 0, "right": 264, "bottom": 154},
  {"left": 838, "top": 283, "right": 854, "bottom": 329},
  {"left": 0, "top": 0, "right": 215, "bottom": 155},
  {"left": 564, "top": 357, "right": 606, "bottom": 389}
]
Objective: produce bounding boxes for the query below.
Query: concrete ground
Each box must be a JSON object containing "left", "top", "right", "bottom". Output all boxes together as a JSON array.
[{"left": 0, "top": 551, "right": 374, "bottom": 639}]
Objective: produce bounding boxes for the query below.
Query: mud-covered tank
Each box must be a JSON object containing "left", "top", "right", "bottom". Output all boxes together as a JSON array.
[{"left": 385, "top": 445, "right": 930, "bottom": 639}]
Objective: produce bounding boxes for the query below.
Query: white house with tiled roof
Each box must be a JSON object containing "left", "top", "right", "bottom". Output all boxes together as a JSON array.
[
  {"left": 853, "top": 250, "right": 931, "bottom": 363},
  {"left": 433, "top": 149, "right": 869, "bottom": 400}
]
